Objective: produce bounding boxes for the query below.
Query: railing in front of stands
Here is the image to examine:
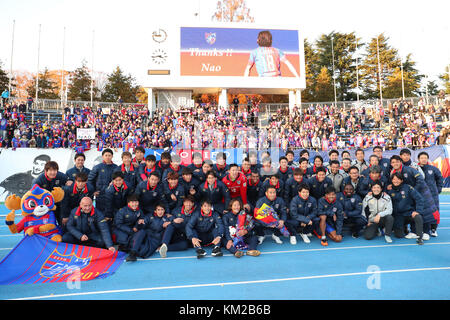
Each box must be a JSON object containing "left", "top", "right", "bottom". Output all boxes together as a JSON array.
[
  {"left": 4, "top": 94, "right": 448, "bottom": 116},
  {"left": 5, "top": 97, "right": 148, "bottom": 112}
]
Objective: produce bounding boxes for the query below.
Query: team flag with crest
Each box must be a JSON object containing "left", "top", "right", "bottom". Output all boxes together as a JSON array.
[{"left": 0, "top": 235, "right": 126, "bottom": 285}]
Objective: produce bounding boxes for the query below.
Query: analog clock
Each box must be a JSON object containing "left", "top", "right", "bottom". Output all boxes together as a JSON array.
[
  {"left": 152, "top": 29, "right": 167, "bottom": 43},
  {"left": 151, "top": 49, "right": 168, "bottom": 65}
]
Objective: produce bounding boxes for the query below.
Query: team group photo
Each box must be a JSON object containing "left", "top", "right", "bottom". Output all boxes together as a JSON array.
[{"left": 0, "top": 0, "right": 449, "bottom": 304}]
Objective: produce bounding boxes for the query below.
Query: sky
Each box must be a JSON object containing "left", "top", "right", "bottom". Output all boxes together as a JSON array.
[{"left": 0, "top": 0, "right": 449, "bottom": 88}]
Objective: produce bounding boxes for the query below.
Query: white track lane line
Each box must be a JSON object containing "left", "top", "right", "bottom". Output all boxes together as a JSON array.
[
  {"left": 137, "top": 242, "right": 450, "bottom": 262},
  {"left": 11, "top": 266, "right": 450, "bottom": 300}
]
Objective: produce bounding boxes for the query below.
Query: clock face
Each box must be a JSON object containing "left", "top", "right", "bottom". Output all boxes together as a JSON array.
[
  {"left": 152, "top": 29, "right": 167, "bottom": 43},
  {"left": 151, "top": 49, "right": 168, "bottom": 65}
]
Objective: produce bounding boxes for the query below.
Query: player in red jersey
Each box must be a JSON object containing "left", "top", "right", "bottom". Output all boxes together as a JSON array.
[{"left": 222, "top": 164, "right": 250, "bottom": 211}]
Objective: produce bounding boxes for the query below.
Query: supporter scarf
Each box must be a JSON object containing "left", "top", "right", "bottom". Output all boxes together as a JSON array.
[
  {"left": 75, "top": 206, "right": 95, "bottom": 217},
  {"left": 127, "top": 204, "right": 140, "bottom": 212},
  {"left": 201, "top": 209, "right": 212, "bottom": 217},
  {"left": 204, "top": 180, "right": 217, "bottom": 190},
  {"left": 113, "top": 182, "right": 128, "bottom": 192},
  {"left": 73, "top": 183, "right": 88, "bottom": 194},
  {"left": 121, "top": 164, "right": 134, "bottom": 172},
  {"left": 270, "top": 180, "right": 280, "bottom": 189},
  {"left": 146, "top": 180, "right": 158, "bottom": 191},
  {"left": 168, "top": 182, "right": 178, "bottom": 190},
  {"left": 181, "top": 205, "right": 195, "bottom": 216},
  {"left": 145, "top": 166, "right": 156, "bottom": 175}
]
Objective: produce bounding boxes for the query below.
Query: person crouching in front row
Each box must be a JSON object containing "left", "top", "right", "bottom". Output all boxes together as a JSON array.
[
  {"left": 186, "top": 200, "right": 225, "bottom": 259},
  {"left": 222, "top": 198, "right": 260, "bottom": 258},
  {"left": 362, "top": 182, "right": 394, "bottom": 243},
  {"left": 63, "top": 197, "right": 115, "bottom": 252},
  {"left": 317, "top": 186, "right": 344, "bottom": 246}
]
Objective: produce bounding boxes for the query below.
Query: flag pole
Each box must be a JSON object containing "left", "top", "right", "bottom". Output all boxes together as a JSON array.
[
  {"left": 90, "top": 30, "right": 94, "bottom": 110},
  {"left": 400, "top": 60, "right": 405, "bottom": 100},
  {"left": 60, "top": 26, "right": 66, "bottom": 111},
  {"left": 8, "top": 20, "right": 15, "bottom": 99},
  {"left": 399, "top": 31, "right": 405, "bottom": 100},
  {"left": 356, "top": 37, "right": 359, "bottom": 102},
  {"left": 331, "top": 36, "right": 337, "bottom": 106},
  {"left": 35, "top": 24, "right": 41, "bottom": 106},
  {"left": 376, "top": 35, "right": 383, "bottom": 106}
]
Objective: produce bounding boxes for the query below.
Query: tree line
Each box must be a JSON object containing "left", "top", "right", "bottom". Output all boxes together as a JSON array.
[
  {"left": 0, "top": 60, "right": 144, "bottom": 104},
  {"left": 1, "top": 31, "right": 449, "bottom": 104},
  {"left": 303, "top": 32, "right": 449, "bottom": 102}
]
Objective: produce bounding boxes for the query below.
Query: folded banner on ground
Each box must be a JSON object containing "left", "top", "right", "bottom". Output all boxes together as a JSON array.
[{"left": 0, "top": 235, "right": 126, "bottom": 285}]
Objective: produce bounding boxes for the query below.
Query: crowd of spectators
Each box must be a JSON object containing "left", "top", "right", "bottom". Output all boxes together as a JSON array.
[
  {"left": 0, "top": 95, "right": 449, "bottom": 152},
  {"left": 270, "top": 98, "right": 449, "bottom": 151}
]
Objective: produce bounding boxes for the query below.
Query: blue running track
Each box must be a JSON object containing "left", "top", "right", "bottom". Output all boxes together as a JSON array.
[{"left": 0, "top": 196, "right": 449, "bottom": 300}]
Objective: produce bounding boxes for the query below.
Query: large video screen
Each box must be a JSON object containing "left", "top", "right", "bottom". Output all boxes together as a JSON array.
[{"left": 180, "top": 27, "right": 301, "bottom": 78}]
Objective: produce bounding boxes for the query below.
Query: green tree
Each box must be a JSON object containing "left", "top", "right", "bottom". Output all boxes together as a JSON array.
[
  {"left": 439, "top": 65, "right": 450, "bottom": 94},
  {"left": 426, "top": 80, "right": 440, "bottom": 96},
  {"left": 360, "top": 33, "right": 401, "bottom": 99},
  {"left": 315, "top": 66, "right": 335, "bottom": 102},
  {"left": 316, "top": 32, "right": 360, "bottom": 101},
  {"left": 0, "top": 61, "right": 10, "bottom": 93},
  {"left": 67, "top": 60, "right": 99, "bottom": 101},
  {"left": 101, "top": 66, "right": 139, "bottom": 103},
  {"left": 384, "top": 55, "right": 423, "bottom": 98},
  {"left": 26, "top": 68, "right": 59, "bottom": 99},
  {"left": 302, "top": 39, "right": 320, "bottom": 102}
]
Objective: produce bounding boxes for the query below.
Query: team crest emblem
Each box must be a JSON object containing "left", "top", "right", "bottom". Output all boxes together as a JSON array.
[
  {"left": 205, "top": 32, "right": 216, "bottom": 45},
  {"left": 404, "top": 173, "right": 408, "bottom": 178},
  {"left": 428, "top": 170, "right": 433, "bottom": 175},
  {"left": 40, "top": 249, "right": 91, "bottom": 278}
]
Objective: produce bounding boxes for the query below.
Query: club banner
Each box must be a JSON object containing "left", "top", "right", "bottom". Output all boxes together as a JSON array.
[{"left": 0, "top": 235, "right": 126, "bottom": 285}]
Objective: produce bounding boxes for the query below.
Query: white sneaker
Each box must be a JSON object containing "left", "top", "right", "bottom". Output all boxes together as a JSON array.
[
  {"left": 300, "top": 233, "right": 311, "bottom": 243},
  {"left": 289, "top": 236, "right": 297, "bottom": 245},
  {"left": 384, "top": 235, "right": 393, "bottom": 243},
  {"left": 257, "top": 236, "right": 265, "bottom": 245},
  {"left": 272, "top": 234, "right": 283, "bottom": 244},
  {"left": 405, "top": 232, "right": 419, "bottom": 239},
  {"left": 431, "top": 230, "right": 438, "bottom": 237},
  {"left": 422, "top": 233, "right": 430, "bottom": 241},
  {"left": 306, "top": 233, "right": 312, "bottom": 237},
  {"left": 159, "top": 243, "right": 168, "bottom": 258}
]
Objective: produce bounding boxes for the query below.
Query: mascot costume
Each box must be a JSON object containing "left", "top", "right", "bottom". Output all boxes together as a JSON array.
[{"left": 4, "top": 184, "right": 64, "bottom": 241}]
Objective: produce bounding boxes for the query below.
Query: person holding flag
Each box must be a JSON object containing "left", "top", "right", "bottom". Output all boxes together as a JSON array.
[
  {"left": 254, "top": 185, "right": 289, "bottom": 245},
  {"left": 222, "top": 199, "right": 260, "bottom": 258}
]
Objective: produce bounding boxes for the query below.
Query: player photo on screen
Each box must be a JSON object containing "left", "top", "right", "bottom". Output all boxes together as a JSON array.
[
  {"left": 180, "top": 27, "right": 301, "bottom": 77},
  {"left": 244, "top": 31, "right": 299, "bottom": 77}
]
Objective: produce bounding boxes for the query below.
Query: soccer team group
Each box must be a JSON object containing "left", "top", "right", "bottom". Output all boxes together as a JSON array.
[{"left": 23, "top": 145, "right": 443, "bottom": 261}]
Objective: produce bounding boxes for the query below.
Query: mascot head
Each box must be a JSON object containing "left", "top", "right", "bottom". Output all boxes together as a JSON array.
[{"left": 5, "top": 184, "right": 64, "bottom": 217}]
